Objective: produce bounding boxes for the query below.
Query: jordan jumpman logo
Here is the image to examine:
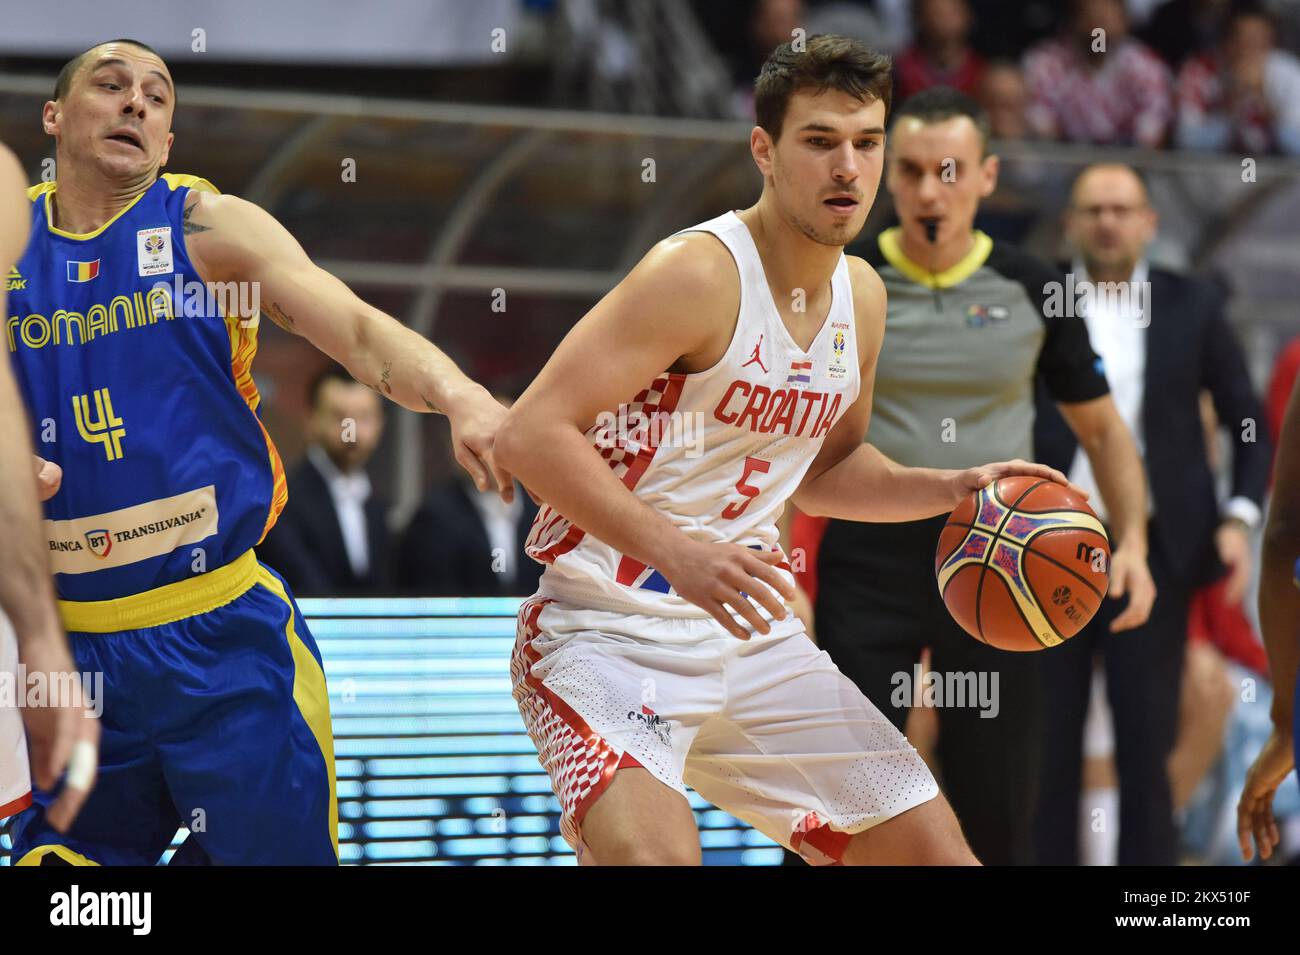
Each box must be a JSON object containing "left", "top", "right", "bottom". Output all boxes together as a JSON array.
[{"left": 742, "top": 333, "right": 769, "bottom": 373}]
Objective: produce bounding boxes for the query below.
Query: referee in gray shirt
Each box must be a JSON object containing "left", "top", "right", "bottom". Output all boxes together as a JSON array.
[{"left": 812, "top": 89, "right": 1155, "bottom": 865}]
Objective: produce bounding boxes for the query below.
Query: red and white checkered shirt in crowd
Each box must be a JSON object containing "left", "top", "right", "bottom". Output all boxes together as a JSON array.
[
  {"left": 1175, "top": 49, "right": 1300, "bottom": 156},
  {"left": 1023, "top": 36, "right": 1173, "bottom": 147}
]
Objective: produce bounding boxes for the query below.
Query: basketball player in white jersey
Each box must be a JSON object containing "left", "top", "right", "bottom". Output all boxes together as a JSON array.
[
  {"left": 0, "top": 143, "right": 98, "bottom": 834},
  {"left": 495, "top": 36, "right": 1083, "bottom": 865}
]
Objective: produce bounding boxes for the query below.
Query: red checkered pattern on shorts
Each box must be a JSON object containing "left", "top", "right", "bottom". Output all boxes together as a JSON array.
[
  {"left": 525, "top": 373, "right": 685, "bottom": 564},
  {"left": 511, "top": 595, "right": 620, "bottom": 850}
]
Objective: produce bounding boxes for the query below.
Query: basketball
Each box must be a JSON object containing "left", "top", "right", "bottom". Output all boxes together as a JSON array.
[{"left": 935, "top": 477, "right": 1111, "bottom": 652}]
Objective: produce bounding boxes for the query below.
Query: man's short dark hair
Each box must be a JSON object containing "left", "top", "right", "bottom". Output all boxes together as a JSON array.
[
  {"left": 754, "top": 34, "right": 893, "bottom": 142},
  {"left": 54, "top": 38, "right": 164, "bottom": 101},
  {"left": 309, "top": 363, "right": 362, "bottom": 408},
  {"left": 890, "top": 86, "right": 992, "bottom": 156}
]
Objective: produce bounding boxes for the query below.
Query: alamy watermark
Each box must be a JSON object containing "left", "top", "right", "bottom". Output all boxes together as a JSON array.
[
  {"left": 0, "top": 665, "right": 103, "bottom": 717},
  {"left": 592, "top": 408, "right": 707, "bottom": 458},
  {"left": 150, "top": 275, "right": 262, "bottom": 324},
  {"left": 890, "top": 665, "right": 1000, "bottom": 719},
  {"left": 1043, "top": 274, "right": 1151, "bottom": 327}
]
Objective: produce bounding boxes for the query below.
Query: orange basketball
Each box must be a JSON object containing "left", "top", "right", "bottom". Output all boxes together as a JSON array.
[{"left": 934, "top": 476, "right": 1110, "bottom": 652}]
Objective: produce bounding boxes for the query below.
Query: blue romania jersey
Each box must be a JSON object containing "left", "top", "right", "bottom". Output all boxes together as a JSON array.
[{"left": 6, "top": 174, "right": 287, "bottom": 602}]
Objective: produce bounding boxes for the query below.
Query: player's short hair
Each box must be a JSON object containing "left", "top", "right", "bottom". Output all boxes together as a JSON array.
[
  {"left": 309, "top": 363, "right": 364, "bottom": 408},
  {"left": 754, "top": 34, "right": 893, "bottom": 142},
  {"left": 890, "top": 86, "right": 992, "bottom": 156},
  {"left": 54, "top": 38, "right": 166, "bottom": 101}
]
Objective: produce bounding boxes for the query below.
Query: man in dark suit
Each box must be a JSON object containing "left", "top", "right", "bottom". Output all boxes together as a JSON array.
[
  {"left": 258, "top": 365, "right": 390, "bottom": 595},
  {"left": 1033, "top": 162, "right": 1273, "bottom": 864},
  {"left": 397, "top": 473, "right": 541, "bottom": 597}
]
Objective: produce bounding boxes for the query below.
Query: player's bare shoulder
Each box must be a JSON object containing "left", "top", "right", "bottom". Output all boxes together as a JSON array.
[
  {"left": 178, "top": 188, "right": 235, "bottom": 276},
  {"left": 637, "top": 230, "right": 739, "bottom": 313},
  {"left": 844, "top": 254, "right": 886, "bottom": 365},
  {"left": 621, "top": 229, "right": 741, "bottom": 372},
  {"left": 180, "top": 186, "right": 218, "bottom": 236},
  {"left": 180, "top": 188, "right": 308, "bottom": 286}
]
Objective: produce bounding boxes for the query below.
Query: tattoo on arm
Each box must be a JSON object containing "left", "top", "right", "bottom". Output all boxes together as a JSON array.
[
  {"left": 182, "top": 202, "right": 212, "bottom": 236},
  {"left": 261, "top": 302, "right": 298, "bottom": 334},
  {"left": 380, "top": 361, "right": 393, "bottom": 395},
  {"left": 419, "top": 392, "right": 441, "bottom": 414}
]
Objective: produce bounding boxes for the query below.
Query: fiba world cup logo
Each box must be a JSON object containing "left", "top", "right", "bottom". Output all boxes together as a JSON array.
[
  {"left": 833, "top": 329, "right": 845, "bottom": 359},
  {"left": 144, "top": 234, "right": 166, "bottom": 257}
]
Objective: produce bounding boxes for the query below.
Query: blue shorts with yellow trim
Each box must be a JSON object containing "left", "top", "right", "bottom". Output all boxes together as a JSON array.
[{"left": 10, "top": 551, "right": 337, "bottom": 866}]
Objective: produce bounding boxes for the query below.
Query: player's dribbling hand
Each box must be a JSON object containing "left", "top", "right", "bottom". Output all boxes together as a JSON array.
[
  {"left": 34, "top": 455, "right": 61, "bottom": 502},
  {"left": 952, "top": 459, "right": 1088, "bottom": 506},
  {"left": 18, "top": 629, "right": 100, "bottom": 833},
  {"left": 1237, "top": 727, "right": 1294, "bottom": 861},
  {"left": 445, "top": 384, "right": 516, "bottom": 504},
  {"left": 660, "top": 540, "right": 795, "bottom": 640}
]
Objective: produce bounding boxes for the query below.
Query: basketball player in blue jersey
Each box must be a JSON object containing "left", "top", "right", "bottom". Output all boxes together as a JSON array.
[
  {"left": 1239, "top": 374, "right": 1300, "bottom": 862},
  {"left": 0, "top": 143, "right": 99, "bottom": 836},
  {"left": 5, "top": 39, "right": 514, "bottom": 865}
]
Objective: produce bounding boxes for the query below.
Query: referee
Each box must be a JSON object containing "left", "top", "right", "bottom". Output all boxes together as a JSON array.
[{"left": 812, "top": 89, "right": 1155, "bottom": 865}]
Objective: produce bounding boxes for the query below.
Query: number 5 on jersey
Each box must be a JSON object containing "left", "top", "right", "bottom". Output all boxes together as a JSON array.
[{"left": 722, "top": 455, "right": 771, "bottom": 519}]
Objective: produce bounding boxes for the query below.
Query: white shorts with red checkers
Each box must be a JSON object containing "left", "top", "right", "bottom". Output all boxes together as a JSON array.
[
  {"left": 0, "top": 613, "right": 32, "bottom": 820},
  {"left": 511, "top": 596, "right": 939, "bottom": 864}
]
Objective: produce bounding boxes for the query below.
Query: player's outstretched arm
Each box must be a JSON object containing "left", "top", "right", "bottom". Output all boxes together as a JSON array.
[
  {"left": 1238, "top": 375, "right": 1300, "bottom": 861},
  {"left": 182, "top": 190, "right": 513, "bottom": 501},
  {"left": 0, "top": 144, "right": 98, "bottom": 830},
  {"left": 1056, "top": 396, "right": 1155, "bottom": 631},
  {"left": 793, "top": 258, "right": 1082, "bottom": 521},
  {"left": 494, "top": 234, "right": 794, "bottom": 639}
]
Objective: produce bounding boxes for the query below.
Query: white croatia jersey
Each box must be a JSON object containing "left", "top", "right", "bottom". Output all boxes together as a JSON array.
[
  {"left": 526, "top": 211, "right": 861, "bottom": 617},
  {"left": 0, "top": 611, "right": 31, "bottom": 819}
]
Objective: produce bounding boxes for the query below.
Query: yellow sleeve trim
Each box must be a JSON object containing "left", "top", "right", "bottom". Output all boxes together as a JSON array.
[{"left": 162, "top": 173, "right": 221, "bottom": 195}]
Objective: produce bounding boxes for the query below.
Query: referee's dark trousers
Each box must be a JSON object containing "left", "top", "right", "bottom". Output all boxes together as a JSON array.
[
  {"left": 814, "top": 514, "right": 1046, "bottom": 866},
  {"left": 1032, "top": 528, "right": 1189, "bottom": 865}
]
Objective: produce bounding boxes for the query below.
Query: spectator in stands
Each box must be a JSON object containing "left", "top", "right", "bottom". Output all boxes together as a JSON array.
[
  {"left": 1124, "top": 0, "right": 1165, "bottom": 28},
  {"left": 258, "top": 364, "right": 391, "bottom": 596},
  {"left": 397, "top": 395, "right": 541, "bottom": 597},
  {"left": 979, "top": 60, "right": 1029, "bottom": 139},
  {"left": 975, "top": 62, "right": 1065, "bottom": 243},
  {"left": 894, "top": 0, "right": 986, "bottom": 101},
  {"left": 1140, "top": 0, "right": 1233, "bottom": 69},
  {"left": 1023, "top": 0, "right": 1173, "bottom": 147},
  {"left": 806, "top": 1, "right": 904, "bottom": 54},
  {"left": 1033, "top": 162, "right": 1272, "bottom": 864},
  {"left": 725, "top": 0, "right": 807, "bottom": 117},
  {"left": 964, "top": 0, "right": 1063, "bottom": 61},
  {"left": 1176, "top": 4, "right": 1300, "bottom": 156}
]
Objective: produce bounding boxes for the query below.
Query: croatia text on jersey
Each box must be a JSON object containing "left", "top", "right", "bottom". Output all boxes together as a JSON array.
[{"left": 7, "top": 174, "right": 287, "bottom": 602}]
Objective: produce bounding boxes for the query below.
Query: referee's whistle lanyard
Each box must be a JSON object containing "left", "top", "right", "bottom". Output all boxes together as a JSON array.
[{"left": 923, "top": 219, "right": 943, "bottom": 311}]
